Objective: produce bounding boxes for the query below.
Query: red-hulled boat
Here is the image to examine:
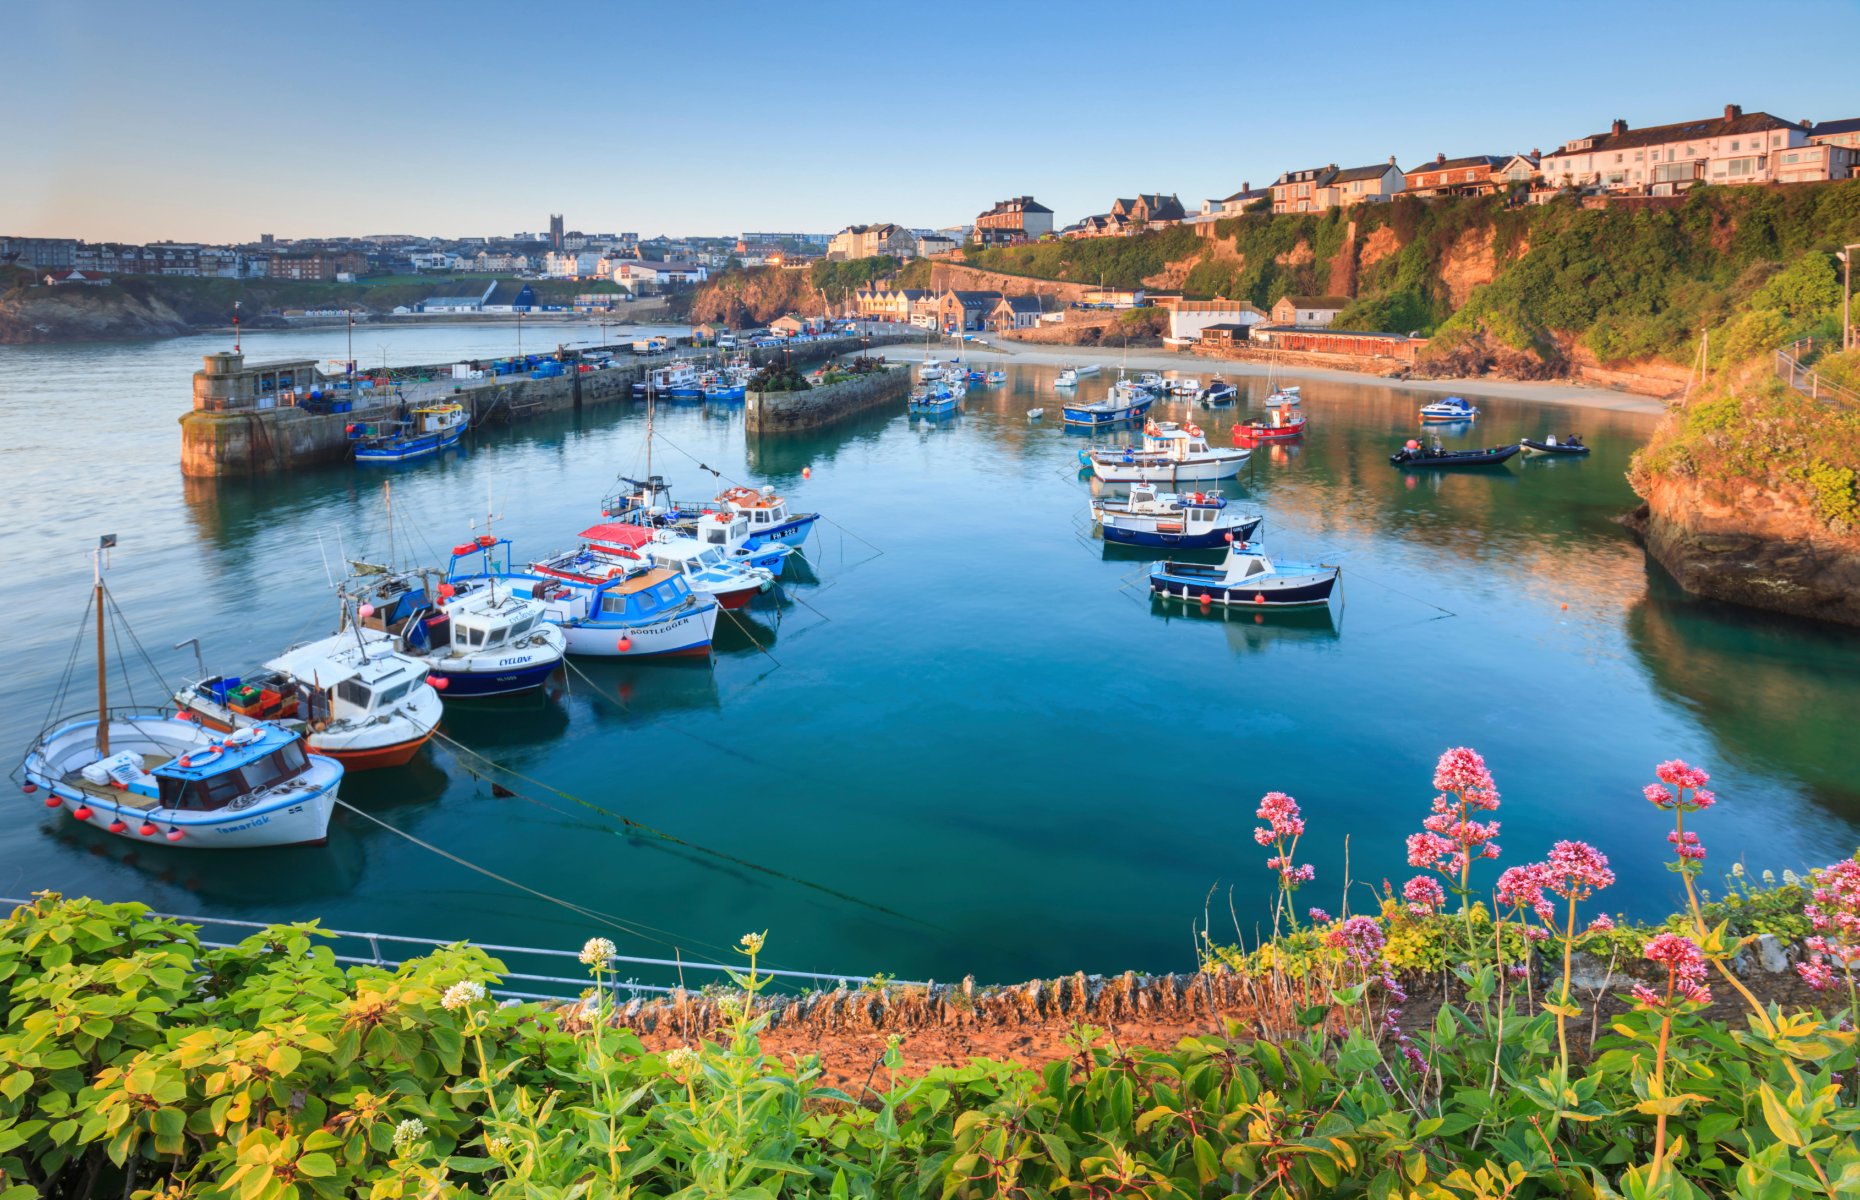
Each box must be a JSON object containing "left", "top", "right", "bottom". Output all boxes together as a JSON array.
[{"left": 1232, "top": 404, "right": 1307, "bottom": 444}]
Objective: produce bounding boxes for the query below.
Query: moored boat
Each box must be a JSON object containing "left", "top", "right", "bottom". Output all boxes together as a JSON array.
[
  {"left": 1520, "top": 435, "right": 1590, "bottom": 456},
  {"left": 1419, "top": 396, "right": 1479, "bottom": 423},
  {"left": 459, "top": 537, "right": 720, "bottom": 659},
  {"left": 1054, "top": 364, "right": 1102, "bottom": 387},
  {"left": 713, "top": 485, "right": 819, "bottom": 547},
  {"left": 352, "top": 403, "right": 467, "bottom": 464},
  {"left": 1150, "top": 541, "right": 1339, "bottom": 608},
  {"left": 652, "top": 361, "right": 704, "bottom": 399},
  {"left": 1088, "top": 420, "right": 1251, "bottom": 484},
  {"left": 1092, "top": 483, "right": 1262, "bottom": 548},
  {"left": 1232, "top": 403, "right": 1307, "bottom": 443},
  {"left": 907, "top": 382, "right": 959, "bottom": 415},
  {"left": 24, "top": 536, "right": 343, "bottom": 849},
  {"left": 1197, "top": 379, "right": 1237, "bottom": 406},
  {"left": 1063, "top": 389, "right": 1154, "bottom": 426},
  {"left": 1389, "top": 439, "right": 1519, "bottom": 468},
  {"left": 985, "top": 370, "right": 1007, "bottom": 385},
  {"left": 341, "top": 563, "right": 566, "bottom": 698},
  {"left": 1168, "top": 375, "right": 1202, "bottom": 396}
]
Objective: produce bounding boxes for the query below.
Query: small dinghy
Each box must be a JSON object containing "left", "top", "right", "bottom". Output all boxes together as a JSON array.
[
  {"left": 1419, "top": 396, "right": 1479, "bottom": 423},
  {"left": 1389, "top": 439, "right": 1520, "bottom": 468},
  {"left": 1027, "top": 407, "right": 1044, "bottom": 420},
  {"left": 1520, "top": 434, "right": 1590, "bottom": 456},
  {"left": 1093, "top": 483, "right": 1262, "bottom": 549},
  {"left": 986, "top": 370, "right": 1007, "bottom": 385},
  {"left": 1150, "top": 541, "right": 1339, "bottom": 608},
  {"left": 1055, "top": 364, "right": 1102, "bottom": 387}
]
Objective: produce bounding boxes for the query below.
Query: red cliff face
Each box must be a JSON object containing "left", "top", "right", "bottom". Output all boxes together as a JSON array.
[{"left": 1626, "top": 472, "right": 1860, "bottom": 626}]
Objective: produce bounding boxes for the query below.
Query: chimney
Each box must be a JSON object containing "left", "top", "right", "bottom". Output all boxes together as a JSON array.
[
  {"left": 1436, "top": 152, "right": 1446, "bottom": 164},
  {"left": 1388, "top": 154, "right": 1397, "bottom": 165},
  {"left": 1242, "top": 180, "right": 1249, "bottom": 191},
  {"left": 1532, "top": 147, "right": 1541, "bottom": 158},
  {"left": 1611, "top": 118, "right": 1627, "bottom": 136},
  {"left": 1724, "top": 103, "right": 1742, "bottom": 120}
]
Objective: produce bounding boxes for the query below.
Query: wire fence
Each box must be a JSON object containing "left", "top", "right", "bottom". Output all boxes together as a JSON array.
[
  {"left": 2, "top": 897, "right": 921, "bottom": 1006},
  {"left": 1775, "top": 337, "right": 1860, "bottom": 407}
]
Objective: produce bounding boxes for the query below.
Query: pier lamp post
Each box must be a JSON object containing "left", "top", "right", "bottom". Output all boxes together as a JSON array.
[
  {"left": 1840, "top": 244, "right": 1859, "bottom": 352},
  {"left": 517, "top": 310, "right": 525, "bottom": 359}
]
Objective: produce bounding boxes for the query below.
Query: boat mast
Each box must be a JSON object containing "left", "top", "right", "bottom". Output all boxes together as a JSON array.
[{"left": 94, "top": 534, "right": 114, "bottom": 754}]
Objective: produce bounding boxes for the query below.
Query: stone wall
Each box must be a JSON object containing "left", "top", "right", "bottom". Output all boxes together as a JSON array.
[{"left": 744, "top": 366, "right": 912, "bottom": 436}]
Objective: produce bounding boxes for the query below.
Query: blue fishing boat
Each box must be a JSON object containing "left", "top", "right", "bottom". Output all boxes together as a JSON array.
[
  {"left": 908, "top": 383, "right": 959, "bottom": 415},
  {"left": 652, "top": 361, "right": 704, "bottom": 400},
  {"left": 1092, "top": 483, "right": 1262, "bottom": 549},
  {"left": 713, "top": 484, "right": 819, "bottom": 547},
  {"left": 985, "top": 370, "right": 1007, "bottom": 385},
  {"left": 451, "top": 537, "right": 719, "bottom": 659},
  {"left": 1150, "top": 542, "right": 1339, "bottom": 608},
  {"left": 1063, "top": 382, "right": 1154, "bottom": 427},
  {"left": 342, "top": 563, "right": 567, "bottom": 698},
  {"left": 352, "top": 403, "right": 467, "bottom": 464}
]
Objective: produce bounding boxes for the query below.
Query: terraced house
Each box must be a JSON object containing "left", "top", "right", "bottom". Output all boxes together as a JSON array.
[
  {"left": 1537, "top": 104, "right": 1830, "bottom": 194},
  {"left": 972, "top": 196, "right": 1054, "bottom": 245},
  {"left": 1404, "top": 154, "right": 1507, "bottom": 197}
]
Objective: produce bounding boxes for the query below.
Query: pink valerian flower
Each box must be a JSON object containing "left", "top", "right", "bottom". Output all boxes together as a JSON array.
[
  {"left": 1632, "top": 933, "right": 1712, "bottom": 1009},
  {"left": 1326, "top": 916, "right": 1387, "bottom": 969},
  {"left": 1379, "top": 973, "right": 1408, "bottom": 1004},
  {"left": 1406, "top": 831, "right": 1459, "bottom": 873},
  {"left": 1496, "top": 863, "right": 1556, "bottom": 921},
  {"left": 1434, "top": 747, "right": 1500, "bottom": 809},
  {"left": 1543, "top": 841, "right": 1616, "bottom": 902},
  {"left": 1794, "top": 859, "right": 1860, "bottom": 990},
  {"left": 1646, "top": 761, "right": 1715, "bottom": 812},
  {"left": 1587, "top": 913, "right": 1616, "bottom": 933},
  {"left": 1402, "top": 876, "right": 1446, "bottom": 917},
  {"left": 1655, "top": 760, "right": 1711, "bottom": 792},
  {"left": 1405, "top": 748, "right": 1502, "bottom": 904},
  {"left": 1254, "top": 791, "right": 1305, "bottom": 841},
  {"left": 1403, "top": 1045, "right": 1429, "bottom": 1074},
  {"left": 1266, "top": 856, "right": 1315, "bottom": 885},
  {"left": 1667, "top": 830, "right": 1706, "bottom": 861},
  {"left": 1521, "top": 925, "right": 1550, "bottom": 944},
  {"left": 1307, "top": 907, "right": 1332, "bottom": 925}
]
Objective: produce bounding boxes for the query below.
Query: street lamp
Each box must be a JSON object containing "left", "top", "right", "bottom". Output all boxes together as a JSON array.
[
  {"left": 517, "top": 310, "right": 525, "bottom": 359},
  {"left": 1840, "top": 243, "right": 1860, "bottom": 352}
]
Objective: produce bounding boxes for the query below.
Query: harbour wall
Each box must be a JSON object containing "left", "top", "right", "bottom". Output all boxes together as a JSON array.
[
  {"left": 179, "top": 333, "right": 917, "bottom": 477},
  {"left": 743, "top": 366, "right": 913, "bottom": 437}
]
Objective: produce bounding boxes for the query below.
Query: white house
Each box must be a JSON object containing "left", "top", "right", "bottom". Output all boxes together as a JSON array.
[
  {"left": 1164, "top": 298, "right": 1269, "bottom": 342},
  {"left": 1538, "top": 105, "right": 1811, "bottom": 194},
  {"left": 612, "top": 260, "right": 710, "bottom": 292}
]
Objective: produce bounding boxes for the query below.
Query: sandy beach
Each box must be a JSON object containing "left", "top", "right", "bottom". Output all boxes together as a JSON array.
[{"left": 869, "top": 333, "right": 1669, "bottom": 416}]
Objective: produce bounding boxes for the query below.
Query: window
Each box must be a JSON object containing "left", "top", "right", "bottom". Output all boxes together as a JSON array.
[
  {"left": 376, "top": 680, "right": 414, "bottom": 708},
  {"left": 510, "top": 617, "right": 534, "bottom": 637},
  {"left": 601, "top": 595, "right": 628, "bottom": 615},
  {"left": 484, "top": 625, "right": 506, "bottom": 647},
  {"left": 336, "top": 679, "right": 372, "bottom": 709},
  {"left": 657, "top": 584, "right": 680, "bottom": 604}
]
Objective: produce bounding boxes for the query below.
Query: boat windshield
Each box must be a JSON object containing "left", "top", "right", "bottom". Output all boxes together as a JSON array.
[
  {"left": 375, "top": 678, "right": 416, "bottom": 708},
  {"left": 240, "top": 741, "right": 308, "bottom": 791}
]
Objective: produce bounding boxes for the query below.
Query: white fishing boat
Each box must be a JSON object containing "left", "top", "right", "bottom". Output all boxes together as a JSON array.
[
  {"left": 1134, "top": 371, "right": 1168, "bottom": 394},
  {"left": 919, "top": 356, "right": 951, "bottom": 383},
  {"left": 342, "top": 563, "right": 567, "bottom": 698},
  {"left": 1054, "top": 364, "right": 1103, "bottom": 388},
  {"left": 1086, "top": 420, "right": 1252, "bottom": 484},
  {"left": 1092, "top": 483, "right": 1263, "bottom": 549},
  {"left": 643, "top": 529, "right": 775, "bottom": 610},
  {"left": 23, "top": 535, "right": 342, "bottom": 849},
  {"left": 1167, "top": 375, "right": 1202, "bottom": 396},
  {"left": 1150, "top": 542, "right": 1340, "bottom": 608}
]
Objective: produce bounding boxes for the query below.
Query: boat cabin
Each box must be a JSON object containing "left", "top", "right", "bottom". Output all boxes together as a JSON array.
[
  {"left": 718, "top": 485, "right": 791, "bottom": 531},
  {"left": 154, "top": 725, "right": 313, "bottom": 812},
  {"left": 698, "top": 510, "right": 752, "bottom": 549},
  {"left": 595, "top": 567, "right": 698, "bottom": 618},
  {"left": 266, "top": 634, "right": 428, "bottom": 727}
]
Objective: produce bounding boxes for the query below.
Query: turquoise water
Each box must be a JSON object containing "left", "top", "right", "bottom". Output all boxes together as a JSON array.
[{"left": 4, "top": 326, "right": 1859, "bottom": 987}]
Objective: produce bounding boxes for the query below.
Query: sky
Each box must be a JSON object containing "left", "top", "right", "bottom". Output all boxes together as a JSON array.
[{"left": 5, "top": 0, "right": 1859, "bottom": 244}]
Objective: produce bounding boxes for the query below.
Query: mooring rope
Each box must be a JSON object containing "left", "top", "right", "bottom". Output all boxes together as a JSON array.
[{"left": 428, "top": 729, "right": 935, "bottom": 930}]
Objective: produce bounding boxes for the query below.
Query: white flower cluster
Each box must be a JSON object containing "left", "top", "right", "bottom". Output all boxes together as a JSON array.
[
  {"left": 580, "top": 937, "right": 617, "bottom": 967},
  {"left": 665, "top": 1046, "right": 700, "bottom": 1074},
  {"left": 392, "top": 1117, "right": 427, "bottom": 1154},
  {"left": 738, "top": 931, "right": 765, "bottom": 955},
  {"left": 441, "top": 980, "right": 486, "bottom": 1011}
]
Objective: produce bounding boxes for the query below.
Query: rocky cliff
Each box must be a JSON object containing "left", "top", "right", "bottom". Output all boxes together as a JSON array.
[
  {"left": 1626, "top": 361, "right": 1860, "bottom": 626},
  {"left": 0, "top": 283, "right": 194, "bottom": 342},
  {"left": 688, "top": 267, "right": 826, "bottom": 328}
]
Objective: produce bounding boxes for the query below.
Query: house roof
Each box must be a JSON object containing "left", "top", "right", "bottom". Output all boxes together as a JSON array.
[
  {"left": 950, "top": 290, "right": 1003, "bottom": 307},
  {"left": 1542, "top": 109, "right": 1803, "bottom": 160},
  {"left": 1220, "top": 188, "right": 1269, "bottom": 204},
  {"left": 1279, "top": 296, "right": 1349, "bottom": 310},
  {"left": 997, "top": 295, "right": 1043, "bottom": 313},
  {"left": 1812, "top": 117, "right": 1860, "bottom": 137},
  {"left": 978, "top": 196, "right": 1053, "bottom": 217},
  {"left": 1200, "top": 323, "right": 1250, "bottom": 333},
  {"left": 1407, "top": 155, "right": 1504, "bottom": 174},
  {"left": 626, "top": 259, "right": 703, "bottom": 272},
  {"left": 1329, "top": 162, "right": 1400, "bottom": 183},
  {"left": 1273, "top": 165, "right": 1338, "bottom": 187}
]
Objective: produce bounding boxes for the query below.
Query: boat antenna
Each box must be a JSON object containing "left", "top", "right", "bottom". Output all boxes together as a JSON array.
[
  {"left": 172, "top": 637, "right": 206, "bottom": 683},
  {"left": 314, "top": 530, "right": 336, "bottom": 587},
  {"left": 384, "top": 480, "right": 395, "bottom": 570},
  {"left": 94, "top": 534, "right": 116, "bottom": 754}
]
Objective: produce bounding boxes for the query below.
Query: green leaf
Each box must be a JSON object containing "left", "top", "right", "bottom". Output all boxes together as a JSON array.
[
  {"left": 1758, "top": 1084, "right": 1804, "bottom": 1148},
  {"left": 295, "top": 1153, "right": 336, "bottom": 1178}
]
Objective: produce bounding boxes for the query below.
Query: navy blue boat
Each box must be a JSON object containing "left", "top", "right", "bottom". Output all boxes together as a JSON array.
[
  {"left": 1092, "top": 484, "right": 1262, "bottom": 549},
  {"left": 1150, "top": 542, "right": 1339, "bottom": 608}
]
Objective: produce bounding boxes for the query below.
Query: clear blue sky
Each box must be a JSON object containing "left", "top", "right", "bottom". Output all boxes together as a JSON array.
[{"left": 5, "top": 0, "right": 1857, "bottom": 243}]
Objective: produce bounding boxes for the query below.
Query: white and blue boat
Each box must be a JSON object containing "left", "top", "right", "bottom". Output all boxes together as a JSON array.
[
  {"left": 1092, "top": 483, "right": 1262, "bottom": 549},
  {"left": 1197, "top": 378, "right": 1238, "bottom": 406},
  {"left": 1150, "top": 541, "right": 1339, "bottom": 608},
  {"left": 652, "top": 361, "right": 704, "bottom": 400},
  {"left": 701, "top": 370, "right": 747, "bottom": 402},
  {"left": 1063, "top": 384, "right": 1154, "bottom": 427},
  {"left": 342, "top": 564, "right": 566, "bottom": 698},
  {"left": 908, "top": 382, "right": 960, "bottom": 415},
  {"left": 24, "top": 537, "right": 343, "bottom": 849},
  {"left": 1054, "top": 364, "right": 1102, "bottom": 388},
  {"left": 1419, "top": 396, "right": 1478, "bottom": 423},
  {"left": 985, "top": 370, "right": 1006, "bottom": 385},
  {"left": 682, "top": 508, "right": 794, "bottom": 577},
  {"left": 453, "top": 537, "right": 720, "bottom": 659},
  {"left": 713, "top": 485, "right": 819, "bottom": 547},
  {"left": 352, "top": 403, "right": 467, "bottom": 464},
  {"left": 1087, "top": 420, "right": 1250, "bottom": 484}
]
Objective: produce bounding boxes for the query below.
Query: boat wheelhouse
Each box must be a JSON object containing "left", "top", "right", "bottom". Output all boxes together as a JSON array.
[
  {"left": 353, "top": 403, "right": 467, "bottom": 464},
  {"left": 1149, "top": 542, "right": 1339, "bottom": 609},
  {"left": 651, "top": 361, "right": 703, "bottom": 399},
  {"left": 645, "top": 532, "right": 775, "bottom": 609},
  {"left": 1087, "top": 420, "right": 1251, "bottom": 484},
  {"left": 461, "top": 537, "right": 720, "bottom": 659},
  {"left": 343, "top": 563, "right": 566, "bottom": 698},
  {"left": 713, "top": 485, "right": 819, "bottom": 547},
  {"left": 176, "top": 630, "right": 443, "bottom": 770},
  {"left": 1092, "top": 483, "right": 1263, "bottom": 549}
]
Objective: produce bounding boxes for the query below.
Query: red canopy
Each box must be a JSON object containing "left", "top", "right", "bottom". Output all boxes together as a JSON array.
[{"left": 578, "top": 522, "right": 654, "bottom": 550}]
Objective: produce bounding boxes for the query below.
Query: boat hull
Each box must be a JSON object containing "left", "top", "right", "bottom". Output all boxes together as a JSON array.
[
  {"left": 1149, "top": 571, "right": 1337, "bottom": 608},
  {"left": 1390, "top": 445, "right": 1520, "bottom": 468},
  {"left": 1063, "top": 398, "right": 1153, "bottom": 426},
  {"left": 317, "top": 730, "right": 434, "bottom": 770},
  {"left": 429, "top": 657, "right": 561, "bottom": 697},
  {"left": 1091, "top": 453, "right": 1248, "bottom": 484},
  {"left": 1101, "top": 515, "right": 1262, "bottom": 548},
  {"left": 355, "top": 426, "right": 465, "bottom": 463},
  {"left": 1233, "top": 422, "right": 1306, "bottom": 443},
  {"left": 755, "top": 514, "right": 818, "bottom": 547},
  {"left": 558, "top": 605, "right": 718, "bottom": 658},
  {"left": 1520, "top": 440, "right": 1590, "bottom": 456}
]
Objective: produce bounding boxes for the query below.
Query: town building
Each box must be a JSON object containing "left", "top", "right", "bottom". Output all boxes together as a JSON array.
[
  {"left": 989, "top": 294, "right": 1044, "bottom": 331},
  {"left": 972, "top": 197, "right": 1054, "bottom": 245},
  {"left": 612, "top": 259, "right": 709, "bottom": 292},
  {"left": 1495, "top": 153, "right": 1543, "bottom": 187},
  {"left": 0, "top": 236, "right": 78, "bottom": 271},
  {"left": 481, "top": 281, "right": 537, "bottom": 313},
  {"left": 1270, "top": 296, "right": 1348, "bottom": 327},
  {"left": 938, "top": 289, "right": 1003, "bottom": 330},
  {"left": 826, "top": 223, "right": 917, "bottom": 260},
  {"left": 1774, "top": 142, "right": 1859, "bottom": 184},
  {"left": 1270, "top": 166, "right": 1337, "bottom": 214},
  {"left": 1248, "top": 325, "right": 1425, "bottom": 361},
  {"left": 1320, "top": 160, "right": 1406, "bottom": 208},
  {"left": 915, "top": 232, "right": 959, "bottom": 257},
  {"left": 1810, "top": 118, "right": 1860, "bottom": 150},
  {"left": 1185, "top": 183, "right": 1268, "bottom": 234},
  {"left": 420, "top": 283, "right": 497, "bottom": 314},
  {"left": 42, "top": 269, "right": 111, "bottom": 286},
  {"left": 1197, "top": 324, "right": 1252, "bottom": 351},
  {"left": 1537, "top": 105, "right": 1813, "bottom": 194},
  {"left": 1111, "top": 193, "right": 1186, "bottom": 227},
  {"left": 1404, "top": 154, "right": 1507, "bottom": 197},
  {"left": 1081, "top": 288, "right": 1146, "bottom": 309},
  {"left": 549, "top": 214, "right": 564, "bottom": 251},
  {"left": 1160, "top": 297, "right": 1269, "bottom": 342},
  {"left": 268, "top": 251, "right": 365, "bottom": 282}
]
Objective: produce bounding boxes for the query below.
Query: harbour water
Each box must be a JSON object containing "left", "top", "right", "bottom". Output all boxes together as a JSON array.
[{"left": 4, "top": 325, "right": 1859, "bottom": 986}]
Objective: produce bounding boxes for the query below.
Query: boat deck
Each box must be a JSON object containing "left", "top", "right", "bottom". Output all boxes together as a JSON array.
[{"left": 60, "top": 753, "right": 168, "bottom": 809}]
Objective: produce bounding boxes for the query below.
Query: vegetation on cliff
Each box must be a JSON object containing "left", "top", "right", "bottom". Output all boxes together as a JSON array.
[{"left": 5, "top": 749, "right": 1858, "bottom": 1199}]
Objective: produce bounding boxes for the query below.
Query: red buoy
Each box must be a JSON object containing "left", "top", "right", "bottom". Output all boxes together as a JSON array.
[
  {"left": 179, "top": 756, "right": 192, "bottom": 768},
  {"left": 426, "top": 674, "right": 448, "bottom": 690},
  {"left": 1254, "top": 593, "right": 1266, "bottom": 605},
  {"left": 108, "top": 819, "right": 127, "bottom": 834},
  {"left": 43, "top": 796, "right": 62, "bottom": 809},
  {"left": 21, "top": 782, "right": 36, "bottom": 794},
  {"left": 139, "top": 822, "right": 158, "bottom": 837},
  {"left": 72, "top": 806, "right": 93, "bottom": 821},
  {"left": 1199, "top": 593, "right": 1212, "bottom": 609},
  {"left": 1224, "top": 532, "right": 1234, "bottom": 543},
  {"left": 165, "top": 829, "right": 184, "bottom": 842},
  {"left": 802, "top": 467, "right": 812, "bottom": 479},
  {"left": 616, "top": 637, "right": 633, "bottom": 653}
]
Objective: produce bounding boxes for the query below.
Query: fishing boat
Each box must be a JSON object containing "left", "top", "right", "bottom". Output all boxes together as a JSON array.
[
  {"left": 1168, "top": 375, "right": 1202, "bottom": 396},
  {"left": 985, "top": 370, "right": 1007, "bottom": 385},
  {"left": 966, "top": 368, "right": 986, "bottom": 384},
  {"left": 700, "top": 369, "right": 746, "bottom": 402},
  {"left": 175, "top": 626, "right": 444, "bottom": 770},
  {"left": 24, "top": 536, "right": 342, "bottom": 849},
  {"left": 1054, "top": 364, "right": 1102, "bottom": 388},
  {"left": 1150, "top": 541, "right": 1340, "bottom": 608},
  {"left": 1265, "top": 385, "right": 1302, "bottom": 406},
  {"left": 352, "top": 403, "right": 467, "bottom": 464},
  {"left": 1062, "top": 388, "right": 1154, "bottom": 427},
  {"left": 1232, "top": 403, "right": 1308, "bottom": 443},
  {"left": 652, "top": 361, "right": 704, "bottom": 400},
  {"left": 908, "top": 382, "right": 960, "bottom": 415},
  {"left": 918, "top": 356, "right": 951, "bottom": 382},
  {"left": 1092, "top": 483, "right": 1262, "bottom": 549},
  {"left": 1389, "top": 439, "right": 1520, "bottom": 468},
  {"left": 1087, "top": 421, "right": 1251, "bottom": 484},
  {"left": 1134, "top": 371, "right": 1168, "bottom": 394},
  {"left": 1520, "top": 435, "right": 1590, "bottom": 456},
  {"left": 1419, "top": 396, "right": 1479, "bottom": 423},
  {"left": 677, "top": 508, "right": 794, "bottom": 576},
  {"left": 340, "top": 561, "right": 567, "bottom": 698},
  {"left": 712, "top": 485, "right": 819, "bottom": 547},
  {"left": 457, "top": 537, "right": 719, "bottom": 658},
  {"left": 1197, "top": 379, "right": 1238, "bottom": 406},
  {"left": 554, "top": 523, "right": 773, "bottom": 610}
]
